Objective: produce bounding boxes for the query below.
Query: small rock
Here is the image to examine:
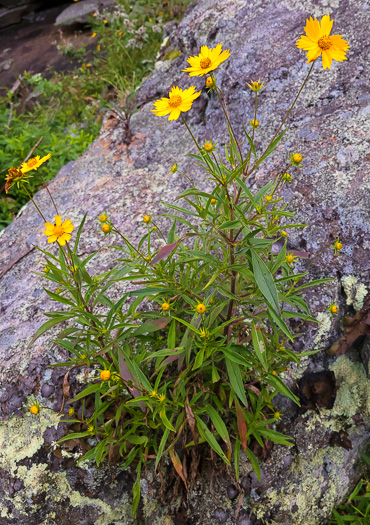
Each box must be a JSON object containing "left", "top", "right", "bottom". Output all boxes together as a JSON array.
[
  {"left": 226, "top": 484, "right": 239, "bottom": 500},
  {"left": 55, "top": 0, "right": 115, "bottom": 26},
  {"left": 41, "top": 383, "right": 55, "bottom": 398}
]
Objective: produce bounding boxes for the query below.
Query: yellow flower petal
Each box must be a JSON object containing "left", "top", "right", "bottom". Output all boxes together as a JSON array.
[
  {"left": 44, "top": 222, "right": 54, "bottom": 229},
  {"left": 169, "top": 108, "right": 181, "bottom": 121},
  {"left": 305, "top": 17, "right": 320, "bottom": 41},
  {"left": 322, "top": 49, "right": 332, "bottom": 69},
  {"left": 296, "top": 35, "right": 319, "bottom": 50},
  {"left": 47, "top": 234, "right": 58, "bottom": 243},
  {"left": 319, "top": 15, "right": 333, "bottom": 37},
  {"left": 55, "top": 215, "right": 62, "bottom": 226},
  {"left": 58, "top": 237, "right": 66, "bottom": 246},
  {"left": 44, "top": 229, "right": 55, "bottom": 236}
]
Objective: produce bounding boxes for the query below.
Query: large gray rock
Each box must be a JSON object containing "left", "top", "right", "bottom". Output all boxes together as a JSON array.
[
  {"left": 55, "top": 0, "right": 116, "bottom": 26},
  {"left": 0, "top": 0, "right": 369, "bottom": 523}
]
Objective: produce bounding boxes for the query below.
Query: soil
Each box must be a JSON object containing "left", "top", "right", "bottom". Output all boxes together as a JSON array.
[{"left": 0, "top": 2, "right": 96, "bottom": 92}]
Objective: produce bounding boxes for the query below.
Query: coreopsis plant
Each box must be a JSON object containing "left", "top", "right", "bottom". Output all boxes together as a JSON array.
[{"left": 19, "top": 15, "right": 348, "bottom": 516}]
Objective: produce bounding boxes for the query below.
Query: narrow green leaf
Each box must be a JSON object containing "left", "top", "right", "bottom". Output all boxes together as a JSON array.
[
  {"left": 195, "top": 415, "right": 230, "bottom": 465},
  {"left": 225, "top": 357, "right": 248, "bottom": 406},
  {"left": 160, "top": 407, "right": 175, "bottom": 431},
  {"left": 251, "top": 249, "right": 280, "bottom": 314},
  {"left": 28, "top": 315, "right": 75, "bottom": 347},
  {"left": 70, "top": 382, "right": 102, "bottom": 403},
  {"left": 245, "top": 447, "right": 261, "bottom": 482}
]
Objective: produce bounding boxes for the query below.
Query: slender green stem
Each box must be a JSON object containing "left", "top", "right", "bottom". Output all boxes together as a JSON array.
[
  {"left": 180, "top": 113, "right": 202, "bottom": 154},
  {"left": 246, "top": 62, "right": 315, "bottom": 179},
  {"left": 22, "top": 184, "right": 47, "bottom": 222},
  {"left": 38, "top": 171, "right": 59, "bottom": 216}
]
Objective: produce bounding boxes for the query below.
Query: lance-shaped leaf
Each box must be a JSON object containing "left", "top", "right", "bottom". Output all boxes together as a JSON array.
[
  {"left": 132, "top": 317, "right": 171, "bottom": 336},
  {"left": 118, "top": 350, "right": 145, "bottom": 411},
  {"left": 251, "top": 249, "right": 280, "bottom": 314},
  {"left": 151, "top": 240, "right": 181, "bottom": 264},
  {"left": 235, "top": 400, "right": 247, "bottom": 452},
  {"left": 195, "top": 415, "right": 231, "bottom": 465},
  {"left": 251, "top": 323, "right": 268, "bottom": 371}
]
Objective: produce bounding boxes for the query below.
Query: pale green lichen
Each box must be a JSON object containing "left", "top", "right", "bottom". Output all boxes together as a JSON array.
[
  {"left": 341, "top": 275, "right": 368, "bottom": 311},
  {"left": 254, "top": 447, "right": 349, "bottom": 524},
  {"left": 330, "top": 355, "right": 370, "bottom": 419},
  {"left": 0, "top": 409, "right": 134, "bottom": 524},
  {"left": 314, "top": 312, "right": 332, "bottom": 347}
]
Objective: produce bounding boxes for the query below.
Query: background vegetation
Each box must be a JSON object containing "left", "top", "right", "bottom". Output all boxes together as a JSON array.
[{"left": 0, "top": 0, "right": 190, "bottom": 230}]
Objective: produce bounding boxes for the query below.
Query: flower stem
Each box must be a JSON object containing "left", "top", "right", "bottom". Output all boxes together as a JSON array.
[
  {"left": 246, "top": 62, "right": 315, "bottom": 179},
  {"left": 37, "top": 171, "right": 59, "bottom": 216},
  {"left": 22, "top": 184, "right": 46, "bottom": 222}
]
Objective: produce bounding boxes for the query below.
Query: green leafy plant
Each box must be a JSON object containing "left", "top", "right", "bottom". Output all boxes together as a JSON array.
[{"left": 18, "top": 13, "right": 350, "bottom": 517}]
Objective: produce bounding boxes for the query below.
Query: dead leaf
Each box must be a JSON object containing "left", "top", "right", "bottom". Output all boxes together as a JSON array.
[
  {"left": 235, "top": 400, "right": 247, "bottom": 452},
  {"left": 185, "top": 396, "right": 198, "bottom": 446},
  {"left": 169, "top": 448, "right": 187, "bottom": 488}
]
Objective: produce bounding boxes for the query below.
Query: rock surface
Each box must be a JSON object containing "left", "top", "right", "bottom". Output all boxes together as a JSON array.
[
  {"left": 0, "top": 0, "right": 369, "bottom": 523},
  {"left": 55, "top": 0, "right": 116, "bottom": 26}
]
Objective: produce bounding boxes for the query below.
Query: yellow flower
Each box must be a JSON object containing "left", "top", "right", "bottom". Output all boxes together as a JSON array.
[
  {"left": 206, "top": 77, "right": 214, "bottom": 88},
  {"left": 149, "top": 390, "right": 157, "bottom": 397},
  {"left": 68, "top": 408, "right": 75, "bottom": 416},
  {"left": 44, "top": 266, "right": 50, "bottom": 273},
  {"left": 162, "top": 302, "right": 170, "bottom": 311},
  {"left": 99, "top": 214, "right": 107, "bottom": 222},
  {"left": 250, "top": 119, "right": 259, "bottom": 128},
  {"left": 272, "top": 371, "right": 277, "bottom": 376},
  {"left": 104, "top": 20, "right": 108, "bottom": 24},
  {"left": 281, "top": 231, "right": 288, "bottom": 237},
  {"left": 152, "top": 86, "right": 201, "bottom": 121},
  {"left": 330, "top": 304, "right": 338, "bottom": 314},
  {"left": 183, "top": 44, "right": 230, "bottom": 77},
  {"left": 100, "top": 370, "right": 111, "bottom": 381},
  {"left": 274, "top": 411, "right": 281, "bottom": 420},
  {"left": 143, "top": 215, "right": 151, "bottom": 223},
  {"left": 293, "top": 153, "right": 302, "bottom": 163},
  {"left": 335, "top": 241, "right": 342, "bottom": 250},
  {"left": 285, "top": 252, "right": 297, "bottom": 264},
  {"left": 152, "top": 226, "right": 158, "bottom": 231},
  {"left": 158, "top": 393, "right": 166, "bottom": 402},
  {"left": 171, "top": 164, "right": 178, "bottom": 173},
  {"left": 282, "top": 173, "right": 292, "bottom": 182},
  {"left": 296, "top": 15, "right": 349, "bottom": 70},
  {"left": 97, "top": 45, "right": 101, "bottom": 51},
  {"left": 5, "top": 167, "right": 30, "bottom": 193},
  {"left": 196, "top": 303, "right": 206, "bottom": 314},
  {"left": 210, "top": 198, "right": 216, "bottom": 205},
  {"left": 265, "top": 195, "right": 273, "bottom": 202},
  {"left": 209, "top": 298, "right": 214, "bottom": 304},
  {"left": 87, "top": 425, "right": 94, "bottom": 433},
  {"left": 20, "top": 153, "right": 51, "bottom": 174},
  {"left": 118, "top": 31, "right": 122, "bottom": 35},
  {"left": 44, "top": 216, "right": 74, "bottom": 246},
  {"left": 204, "top": 142, "right": 213, "bottom": 152},
  {"left": 247, "top": 79, "right": 265, "bottom": 92},
  {"left": 91, "top": 32, "right": 97, "bottom": 38},
  {"left": 30, "top": 405, "right": 39, "bottom": 415}
]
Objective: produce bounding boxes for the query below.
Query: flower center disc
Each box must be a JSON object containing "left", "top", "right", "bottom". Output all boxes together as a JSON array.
[
  {"left": 168, "top": 95, "right": 182, "bottom": 108},
  {"left": 54, "top": 225, "right": 64, "bottom": 236},
  {"left": 200, "top": 57, "right": 211, "bottom": 69},
  {"left": 318, "top": 35, "right": 332, "bottom": 50}
]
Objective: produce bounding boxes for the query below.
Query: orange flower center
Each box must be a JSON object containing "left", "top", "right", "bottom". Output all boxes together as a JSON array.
[
  {"left": 27, "top": 158, "right": 38, "bottom": 168},
  {"left": 318, "top": 36, "right": 332, "bottom": 50},
  {"left": 200, "top": 57, "right": 211, "bottom": 69},
  {"left": 54, "top": 225, "right": 64, "bottom": 236},
  {"left": 168, "top": 95, "right": 182, "bottom": 108}
]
